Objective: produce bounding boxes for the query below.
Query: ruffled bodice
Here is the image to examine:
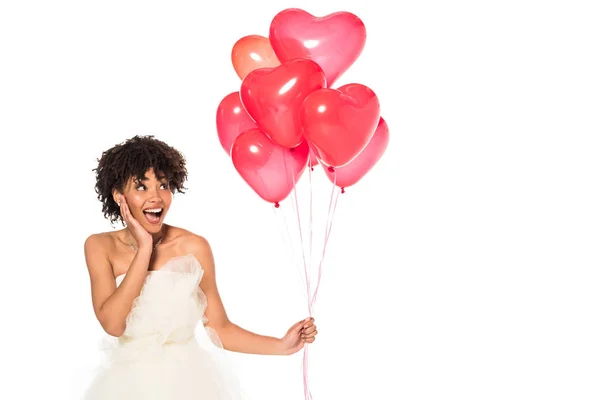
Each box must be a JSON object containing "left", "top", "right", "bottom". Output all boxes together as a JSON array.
[{"left": 115, "top": 254, "right": 209, "bottom": 346}]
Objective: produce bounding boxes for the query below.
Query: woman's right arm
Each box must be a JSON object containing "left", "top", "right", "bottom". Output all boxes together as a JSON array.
[{"left": 84, "top": 234, "right": 152, "bottom": 337}]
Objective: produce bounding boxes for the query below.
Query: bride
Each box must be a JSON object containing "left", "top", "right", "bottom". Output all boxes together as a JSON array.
[{"left": 82, "top": 135, "right": 317, "bottom": 399}]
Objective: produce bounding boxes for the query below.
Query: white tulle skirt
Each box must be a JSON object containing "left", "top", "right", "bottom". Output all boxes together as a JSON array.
[{"left": 83, "top": 332, "right": 243, "bottom": 400}]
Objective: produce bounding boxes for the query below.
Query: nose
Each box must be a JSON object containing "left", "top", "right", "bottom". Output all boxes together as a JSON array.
[{"left": 145, "top": 187, "right": 164, "bottom": 204}]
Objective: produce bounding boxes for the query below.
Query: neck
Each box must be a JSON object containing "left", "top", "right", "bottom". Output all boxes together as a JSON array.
[
  {"left": 125, "top": 225, "right": 165, "bottom": 248},
  {"left": 150, "top": 226, "right": 165, "bottom": 243}
]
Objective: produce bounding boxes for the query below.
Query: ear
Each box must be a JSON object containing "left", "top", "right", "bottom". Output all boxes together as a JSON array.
[{"left": 112, "top": 188, "right": 122, "bottom": 206}]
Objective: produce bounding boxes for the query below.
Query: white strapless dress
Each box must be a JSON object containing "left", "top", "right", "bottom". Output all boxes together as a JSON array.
[{"left": 83, "top": 254, "right": 243, "bottom": 399}]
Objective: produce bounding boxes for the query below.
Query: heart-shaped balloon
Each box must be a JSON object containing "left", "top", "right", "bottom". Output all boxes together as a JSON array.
[
  {"left": 300, "top": 83, "right": 380, "bottom": 167},
  {"left": 231, "top": 35, "right": 280, "bottom": 80},
  {"left": 231, "top": 128, "right": 309, "bottom": 205},
  {"left": 216, "top": 91, "right": 257, "bottom": 155},
  {"left": 308, "top": 148, "right": 319, "bottom": 169},
  {"left": 325, "top": 117, "right": 389, "bottom": 188},
  {"left": 240, "top": 58, "right": 326, "bottom": 148},
  {"left": 269, "top": 8, "right": 366, "bottom": 86}
]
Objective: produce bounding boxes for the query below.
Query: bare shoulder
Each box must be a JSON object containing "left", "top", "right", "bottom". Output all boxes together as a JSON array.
[
  {"left": 84, "top": 233, "right": 110, "bottom": 265},
  {"left": 167, "top": 226, "right": 212, "bottom": 252},
  {"left": 84, "top": 231, "right": 119, "bottom": 275},
  {"left": 167, "top": 226, "right": 215, "bottom": 271}
]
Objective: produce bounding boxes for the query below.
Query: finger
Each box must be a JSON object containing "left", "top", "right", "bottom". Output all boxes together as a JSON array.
[
  {"left": 304, "top": 321, "right": 315, "bottom": 329},
  {"left": 119, "top": 200, "right": 127, "bottom": 221},
  {"left": 293, "top": 317, "right": 310, "bottom": 331},
  {"left": 303, "top": 337, "right": 316, "bottom": 343},
  {"left": 303, "top": 325, "right": 317, "bottom": 335},
  {"left": 302, "top": 317, "right": 314, "bottom": 329},
  {"left": 302, "top": 329, "right": 318, "bottom": 338},
  {"left": 124, "top": 201, "right": 135, "bottom": 226},
  {"left": 120, "top": 199, "right": 129, "bottom": 220},
  {"left": 123, "top": 199, "right": 131, "bottom": 218},
  {"left": 293, "top": 321, "right": 306, "bottom": 333}
]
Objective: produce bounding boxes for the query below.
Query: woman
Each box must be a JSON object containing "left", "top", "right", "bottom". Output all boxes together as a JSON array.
[{"left": 83, "top": 135, "right": 317, "bottom": 399}]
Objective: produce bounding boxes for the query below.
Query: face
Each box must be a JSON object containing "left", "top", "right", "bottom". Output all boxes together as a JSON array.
[{"left": 114, "top": 168, "right": 172, "bottom": 233}]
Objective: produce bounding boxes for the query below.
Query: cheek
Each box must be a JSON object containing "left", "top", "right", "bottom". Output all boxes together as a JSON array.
[
  {"left": 163, "top": 194, "right": 173, "bottom": 208},
  {"left": 124, "top": 193, "right": 144, "bottom": 209}
]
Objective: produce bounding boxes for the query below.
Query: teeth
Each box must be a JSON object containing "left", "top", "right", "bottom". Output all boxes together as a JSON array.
[{"left": 144, "top": 208, "right": 162, "bottom": 213}]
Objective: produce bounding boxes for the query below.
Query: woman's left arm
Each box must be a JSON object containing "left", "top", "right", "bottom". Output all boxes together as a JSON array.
[{"left": 192, "top": 235, "right": 317, "bottom": 356}]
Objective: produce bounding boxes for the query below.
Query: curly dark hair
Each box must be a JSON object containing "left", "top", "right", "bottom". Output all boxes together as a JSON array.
[{"left": 93, "top": 135, "right": 188, "bottom": 225}]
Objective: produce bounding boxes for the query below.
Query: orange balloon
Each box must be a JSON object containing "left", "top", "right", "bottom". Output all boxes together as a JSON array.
[{"left": 231, "top": 35, "right": 280, "bottom": 80}]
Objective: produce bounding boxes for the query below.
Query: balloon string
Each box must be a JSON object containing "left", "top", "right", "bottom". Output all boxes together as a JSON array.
[
  {"left": 303, "top": 345, "right": 312, "bottom": 400},
  {"left": 301, "top": 163, "right": 313, "bottom": 400},
  {"left": 302, "top": 169, "right": 341, "bottom": 400},
  {"left": 291, "top": 160, "right": 314, "bottom": 400},
  {"left": 271, "top": 151, "right": 309, "bottom": 306},
  {"left": 290, "top": 160, "right": 311, "bottom": 304},
  {"left": 308, "top": 159, "right": 314, "bottom": 305},
  {"left": 310, "top": 177, "right": 340, "bottom": 309},
  {"left": 272, "top": 156, "right": 340, "bottom": 400},
  {"left": 271, "top": 205, "right": 306, "bottom": 300}
]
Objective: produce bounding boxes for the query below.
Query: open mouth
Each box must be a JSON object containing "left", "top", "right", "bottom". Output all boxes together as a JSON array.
[{"left": 143, "top": 208, "right": 163, "bottom": 224}]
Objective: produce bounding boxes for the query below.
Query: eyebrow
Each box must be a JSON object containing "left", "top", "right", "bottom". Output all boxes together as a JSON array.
[{"left": 133, "top": 176, "right": 168, "bottom": 183}]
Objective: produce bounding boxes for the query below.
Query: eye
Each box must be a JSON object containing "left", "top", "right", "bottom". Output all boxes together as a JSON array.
[
  {"left": 136, "top": 184, "right": 146, "bottom": 191},
  {"left": 160, "top": 183, "right": 169, "bottom": 190}
]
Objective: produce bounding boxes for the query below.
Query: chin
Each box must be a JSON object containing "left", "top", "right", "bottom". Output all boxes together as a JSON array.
[{"left": 143, "top": 221, "right": 164, "bottom": 233}]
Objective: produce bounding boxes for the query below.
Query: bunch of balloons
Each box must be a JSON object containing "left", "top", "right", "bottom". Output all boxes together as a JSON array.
[{"left": 216, "top": 8, "right": 389, "bottom": 206}]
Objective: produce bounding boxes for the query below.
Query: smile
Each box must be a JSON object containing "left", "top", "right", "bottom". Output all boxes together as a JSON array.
[{"left": 143, "top": 208, "right": 163, "bottom": 224}]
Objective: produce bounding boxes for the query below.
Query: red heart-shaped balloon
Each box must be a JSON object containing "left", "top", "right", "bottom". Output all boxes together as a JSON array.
[
  {"left": 231, "top": 128, "right": 309, "bottom": 204},
  {"left": 240, "top": 58, "right": 326, "bottom": 148},
  {"left": 216, "top": 91, "right": 257, "bottom": 155},
  {"left": 300, "top": 83, "right": 380, "bottom": 167},
  {"left": 269, "top": 8, "right": 366, "bottom": 86},
  {"left": 308, "top": 148, "right": 319, "bottom": 169},
  {"left": 324, "top": 117, "right": 389, "bottom": 188}
]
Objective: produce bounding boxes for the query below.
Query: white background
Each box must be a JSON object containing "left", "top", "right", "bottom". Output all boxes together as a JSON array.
[{"left": 1, "top": 0, "right": 599, "bottom": 399}]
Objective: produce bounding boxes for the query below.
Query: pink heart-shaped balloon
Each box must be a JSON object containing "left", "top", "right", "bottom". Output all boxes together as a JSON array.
[
  {"left": 269, "top": 8, "right": 366, "bottom": 86},
  {"left": 216, "top": 91, "right": 257, "bottom": 155},
  {"left": 231, "top": 128, "right": 309, "bottom": 205},
  {"left": 300, "top": 83, "right": 380, "bottom": 167},
  {"left": 325, "top": 117, "right": 389, "bottom": 188},
  {"left": 240, "top": 58, "right": 326, "bottom": 148}
]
